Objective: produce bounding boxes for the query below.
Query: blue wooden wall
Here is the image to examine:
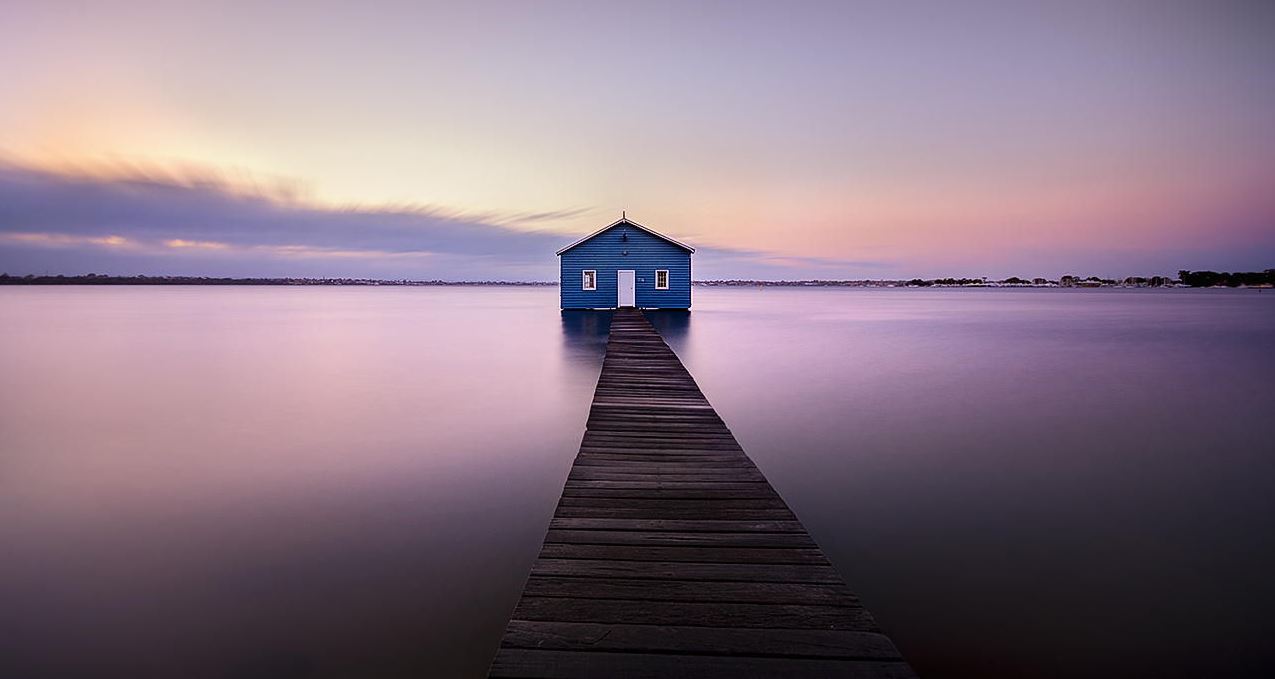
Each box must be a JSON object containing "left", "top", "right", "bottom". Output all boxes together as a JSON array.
[{"left": 559, "top": 223, "right": 692, "bottom": 309}]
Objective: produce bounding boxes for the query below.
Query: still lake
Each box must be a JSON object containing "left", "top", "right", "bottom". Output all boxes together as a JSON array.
[{"left": 2, "top": 286, "right": 1272, "bottom": 678}]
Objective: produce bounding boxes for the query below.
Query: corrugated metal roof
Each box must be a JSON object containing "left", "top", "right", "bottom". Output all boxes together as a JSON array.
[{"left": 555, "top": 218, "right": 695, "bottom": 256}]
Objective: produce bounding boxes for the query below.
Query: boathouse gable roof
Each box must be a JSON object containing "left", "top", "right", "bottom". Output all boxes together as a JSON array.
[{"left": 555, "top": 218, "right": 695, "bottom": 256}]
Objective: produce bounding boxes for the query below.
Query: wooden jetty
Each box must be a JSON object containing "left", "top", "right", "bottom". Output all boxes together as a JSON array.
[{"left": 489, "top": 309, "right": 915, "bottom": 678}]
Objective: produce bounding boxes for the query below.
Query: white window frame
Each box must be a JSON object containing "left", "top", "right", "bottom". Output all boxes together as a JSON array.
[
  {"left": 582, "top": 269, "right": 596, "bottom": 291},
  {"left": 655, "top": 269, "right": 669, "bottom": 290}
]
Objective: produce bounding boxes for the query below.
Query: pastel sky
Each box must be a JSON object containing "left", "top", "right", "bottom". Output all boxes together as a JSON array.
[{"left": 2, "top": 0, "right": 1272, "bottom": 280}]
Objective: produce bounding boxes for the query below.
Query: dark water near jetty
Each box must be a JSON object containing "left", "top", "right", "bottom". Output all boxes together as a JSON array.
[{"left": 2, "top": 286, "right": 1272, "bottom": 678}]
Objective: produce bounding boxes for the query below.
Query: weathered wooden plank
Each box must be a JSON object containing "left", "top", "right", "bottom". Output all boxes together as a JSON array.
[
  {"left": 570, "top": 462, "right": 758, "bottom": 472},
  {"left": 544, "top": 529, "right": 816, "bottom": 548},
  {"left": 520, "top": 576, "right": 858, "bottom": 606},
  {"left": 588, "top": 412, "right": 726, "bottom": 419},
  {"left": 564, "top": 480, "right": 774, "bottom": 491},
  {"left": 592, "top": 393, "right": 706, "bottom": 400},
  {"left": 593, "top": 383, "right": 703, "bottom": 392},
  {"left": 552, "top": 506, "right": 798, "bottom": 520},
  {"left": 571, "top": 457, "right": 757, "bottom": 468},
  {"left": 576, "top": 445, "right": 747, "bottom": 454},
  {"left": 565, "top": 474, "right": 768, "bottom": 484},
  {"left": 597, "top": 378, "right": 694, "bottom": 385},
  {"left": 498, "top": 620, "right": 900, "bottom": 659},
  {"left": 561, "top": 488, "right": 781, "bottom": 501},
  {"left": 512, "top": 596, "right": 878, "bottom": 631},
  {"left": 577, "top": 445, "right": 748, "bottom": 454},
  {"left": 587, "top": 414, "right": 729, "bottom": 424},
  {"left": 589, "top": 404, "right": 717, "bottom": 412},
  {"left": 558, "top": 495, "right": 786, "bottom": 507},
  {"left": 489, "top": 649, "right": 917, "bottom": 679},
  {"left": 587, "top": 424, "right": 734, "bottom": 435},
  {"left": 575, "top": 449, "right": 748, "bottom": 459},
  {"left": 530, "top": 558, "right": 844, "bottom": 584},
  {"left": 591, "top": 401, "right": 717, "bottom": 409},
  {"left": 583, "top": 430, "right": 739, "bottom": 440},
  {"left": 580, "top": 439, "right": 743, "bottom": 450},
  {"left": 588, "top": 411, "right": 725, "bottom": 418},
  {"left": 567, "top": 469, "right": 766, "bottom": 482},
  {"left": 587, "top": 421, "right": 730, "bottom": 431},
  {"left": 590, "top": 403, "right": 713, "bottom": 410},
  {"left": 539, "top": 543, "right": 828, "bottom": 565},
  {"left": 578, "top": 450, "right": 748, "bottom": 459},
  {"left": 578, "top": 442, "right": 745, "bottom": 451},
  {"left": 578, "top": 444, "right": 746, "bottom": 454},
  {"left": 583, "top": 428, "right": 737, "bottom": 437},
  {"left": 548, "top": 518, "right": 807, "bottom": 533}
]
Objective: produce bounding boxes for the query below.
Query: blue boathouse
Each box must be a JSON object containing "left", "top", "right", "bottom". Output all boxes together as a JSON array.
[{"left": 557, "top": 217, "right": 694, "bottom": 309}]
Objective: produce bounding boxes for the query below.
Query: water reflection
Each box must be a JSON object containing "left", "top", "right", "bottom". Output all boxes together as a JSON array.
[
  {"left": 0, "top": 287, "right": 591, "bottom": 679},
  {"left": 5, "top": 287, "right": 1271, "bottom": 679},
  {"left": 560, "top": 309, "right": 692, "bottom": 370},
  {"left": 558, "top": 309, "right": 612, "bottom": 366},
  {"left": 643, "top": 309, "right": 692, "bottom": 344},
  {"left": 666, "top": 287, "right": 1275, "bottom": 679}
]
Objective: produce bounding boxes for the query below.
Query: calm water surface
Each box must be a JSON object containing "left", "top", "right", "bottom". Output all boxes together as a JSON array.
[{"left": 2, "top": 286, "right": 1272, "bottom": 678}]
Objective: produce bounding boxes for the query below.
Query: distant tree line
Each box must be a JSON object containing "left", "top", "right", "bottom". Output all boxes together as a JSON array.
[
  {"left": 1060, "top": 275, "right": 1119, "bottom": 286},
  {"left": 1177, "top": 270, "right": 1275, "bottom": 287},
  {"left": 907, "top": 277, "right": 991, "bottom": 286},
  {"left": 904, "top": 271, "right": 1275, "bottom": 288}
]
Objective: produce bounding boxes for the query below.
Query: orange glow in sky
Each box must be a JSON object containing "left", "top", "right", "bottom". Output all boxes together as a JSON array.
[{"left": 2, "top": 1, "right": 1272, "bottom": 278}]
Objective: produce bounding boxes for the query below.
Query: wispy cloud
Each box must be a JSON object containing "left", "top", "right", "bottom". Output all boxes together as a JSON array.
[
  {"left": 163, "top": 239, "right": 230, "bottom": 250},
  {"left": 3, "top": 232, "right": 138, "bottom": 249},
  {"left": 0, "top": 161, "right": 574, "bottom": 276},
  {"left": 0, "top": 160, "right": 896, "bottom": 279}
]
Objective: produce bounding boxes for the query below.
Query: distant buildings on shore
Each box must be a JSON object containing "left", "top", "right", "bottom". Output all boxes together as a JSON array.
[{"left": 698, "top": 270, "right": 1274, "bottom": 289}]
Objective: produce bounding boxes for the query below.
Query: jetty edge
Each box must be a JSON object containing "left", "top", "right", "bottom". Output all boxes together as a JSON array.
[{"left": 488, "top": 308, "right": 916, "bottom": 678}]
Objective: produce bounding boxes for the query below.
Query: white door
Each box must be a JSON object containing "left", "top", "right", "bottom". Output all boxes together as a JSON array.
[{"left": 617, "top": 270, "right": 636, "bottom": 308}]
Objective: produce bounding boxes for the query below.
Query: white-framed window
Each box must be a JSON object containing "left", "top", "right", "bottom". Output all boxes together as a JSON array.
[
  {"left": 582, "top": 270, "right": 597, "bottom": 291},
  {"left": 655, "top": 269, "right": 669, "bottom": 290}
]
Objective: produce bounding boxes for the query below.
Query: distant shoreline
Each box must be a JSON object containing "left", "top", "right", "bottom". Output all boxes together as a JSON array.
[
  {"left": 0, "top": 275, "right": 556, "bottom": 287},
  {"left": 2, "top": 271, "right": 1272, "bottom": 289}
]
